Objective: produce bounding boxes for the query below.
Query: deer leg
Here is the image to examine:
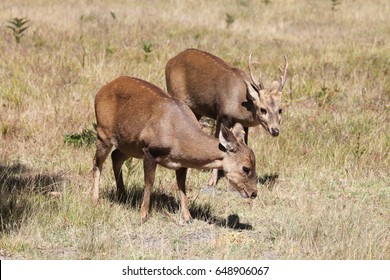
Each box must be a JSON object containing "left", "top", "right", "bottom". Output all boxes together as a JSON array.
[
  {"left": 140, "top": 148, "right": 157, "bottom": 223},
  {"left": 176, "top": 168, "right": 192, "bottom": 223},
  {"left": 244, "top": 126, "right": 249, "bottom": 144},
  {"left": 92, "top": 138, "right": 112, "bottom": 204},
  {"left": 207, "top": 119, "right": 222, "bottom": 186},
  {"left": 111, "top": 149, "right": 130, "bottom": 203}
]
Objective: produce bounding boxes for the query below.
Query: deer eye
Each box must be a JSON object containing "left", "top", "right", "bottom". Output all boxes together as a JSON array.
[
  {"left": 242, "top": 166, "right": 251, "bottom": 175},
  {"left": 279, "top": 108, "right": 283, "bottom": 114},
  {"left": 260, "top": 108, "right": 267, "bottom": 115}
]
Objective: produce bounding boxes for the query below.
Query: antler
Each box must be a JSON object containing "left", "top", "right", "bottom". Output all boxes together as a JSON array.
[
  {"left": 278, "top": 55, "right": 288, "bottom": 91},
  {"left": 248, "top": 53, "right": 265, "bottom": 90}
]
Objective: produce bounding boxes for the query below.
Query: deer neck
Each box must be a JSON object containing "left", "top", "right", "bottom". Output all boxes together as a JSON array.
[{"left": 175, "top": 132, "right": 224, "bottom": 170}]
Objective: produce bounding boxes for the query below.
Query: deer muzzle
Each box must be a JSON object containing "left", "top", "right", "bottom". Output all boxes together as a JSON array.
[
  {"left": 270, "top": 127, "right": 279, "bottom": 137},
  {"left": 239, "top": 188, "right": 257, "bottom": 199}
]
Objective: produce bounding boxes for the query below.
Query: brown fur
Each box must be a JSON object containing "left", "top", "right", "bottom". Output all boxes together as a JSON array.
[{"left": 92, "top": 76, "right": 257, "bottom": 223}]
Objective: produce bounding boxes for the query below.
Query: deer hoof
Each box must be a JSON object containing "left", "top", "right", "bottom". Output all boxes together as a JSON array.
[
  {"left": 207, "top": 178, "right": 217, "bottom": 186},
  {"left": 141, "top": 211, "right": 150, "bottom": 223}
]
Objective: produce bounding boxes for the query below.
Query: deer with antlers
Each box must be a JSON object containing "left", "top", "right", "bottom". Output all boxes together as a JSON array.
[{"left": 165, "top": 49, "right": 288, "bottom": 186}]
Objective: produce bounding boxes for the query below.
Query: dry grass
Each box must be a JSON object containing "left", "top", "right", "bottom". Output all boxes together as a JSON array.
[{"left": 0, "top": 0, "right": 389, "bottom": 260}]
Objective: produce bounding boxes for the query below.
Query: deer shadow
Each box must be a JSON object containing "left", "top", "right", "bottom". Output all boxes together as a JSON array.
[
  {"left": 0, "top": 162, "right": 63, "bottom": 234},
  {"left": 105, "top": 185, "right": 253, "bottom": 230},
  {"left": 257, "top": 173, "right": 279, "bottom": 191}
]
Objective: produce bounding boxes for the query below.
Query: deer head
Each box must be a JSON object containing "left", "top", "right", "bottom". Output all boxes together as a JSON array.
[
  {"left": 219, "top": 123, "right": 257, "bottom": 199},
  {"left": 245, "top": 54, "right": 288, "bottom": 137}
]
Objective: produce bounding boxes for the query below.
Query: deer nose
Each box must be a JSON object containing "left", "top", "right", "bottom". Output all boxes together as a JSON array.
[
  {"left": 250, "top": 191, "right": 257, "bottom": 199},
  {"left": 271, "top": 127, "right": 279, "bottom": 136}
]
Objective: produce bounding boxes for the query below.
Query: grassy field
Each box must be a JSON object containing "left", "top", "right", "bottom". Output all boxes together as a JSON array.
[{"left": 0, "top": 0, "right": 389, "bottom": 259}]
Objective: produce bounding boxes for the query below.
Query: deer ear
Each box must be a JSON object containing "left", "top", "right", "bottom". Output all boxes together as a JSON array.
[
  {"left": 219, "top": 124, "right": 239, "bottom": 152},
  {"left": 231, "top": 123, "right": 246, "bottom": 144},
  {"left": 244, "top": 79, "right": 260, "bottom": 102}
]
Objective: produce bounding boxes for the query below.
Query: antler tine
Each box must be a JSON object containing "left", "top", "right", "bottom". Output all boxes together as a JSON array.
[
  {"left": 278, "top": 55, "right": 288, "bottom": 91},
  {"left": 258, "top": 73, "right": 265, "bottom": 90},
  {"left": 248, "top": 53, "right": 260, "bottom": 91}
]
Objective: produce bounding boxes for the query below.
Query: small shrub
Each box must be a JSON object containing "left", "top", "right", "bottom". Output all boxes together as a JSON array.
[
  {"left": 142, "top": 41, "right": 153, "bottom": 54},
  {"left": 1, "top": 122, "right": 9, "bottom": 137},
  {"left": 64, "top": 124, "right": 96, "bottom": 147},
  {"left": 105, "top": 45, "right": 114, "bottom": 55},
  {"left": 6, "top": 17, "right": 29, "bottom": 43},
  {"left": 142, "top": 41, "right": 153, "bottom": 61},
  {"left": 109, "top": 11, "right": 116, "bottom": 20},
  {"left": 225, "top": 13, "right": 235, "bottom": 28},
  {"left": 79, "top": 14, "right": 95, "bottom": 22},
  {"left": 331, "top": 0, "right": 341, "bottom": 11}
]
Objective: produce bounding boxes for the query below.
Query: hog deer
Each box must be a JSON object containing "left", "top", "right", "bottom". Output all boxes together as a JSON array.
[
  {"left": 93, "top": 76, "right": 257, "bottom": 223},
  {"left": 165, "top": 48, "right": 288, "bottom": 186}
]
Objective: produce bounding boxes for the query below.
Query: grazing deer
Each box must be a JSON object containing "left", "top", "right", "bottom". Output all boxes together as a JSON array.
[
  {"left": 92, "top": 76, "right": 257, "bottom": 223},
  {"left": 165, "top": 48, "right": 288, "bottom": 186}
]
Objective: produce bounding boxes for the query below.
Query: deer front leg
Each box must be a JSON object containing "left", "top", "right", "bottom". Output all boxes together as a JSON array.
[
  {"left": 140, "top": 148, "right": 157, "bottom": 223},
  {"left": 244, "top": 126, "right": 249, "bottom": 144},
  {"left": 207, "top": 120, "right": 221, "bottom": 186},
  {"left": 176, "top": 168, "right": 192, "bottom": 223}
]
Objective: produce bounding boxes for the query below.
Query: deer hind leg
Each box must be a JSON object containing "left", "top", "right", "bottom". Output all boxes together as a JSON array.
[
  {"left": 111, "top": 149, "right": 130, "bottom": 203},
  {"left": 176, "top": 168, "right": 192, "bottom": 223},
  {"left": 93, "top": 138, "right": 112, "bottom": 204},
  {"left": 140, "top": 148, "right": 157, "bottom": 223}
]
